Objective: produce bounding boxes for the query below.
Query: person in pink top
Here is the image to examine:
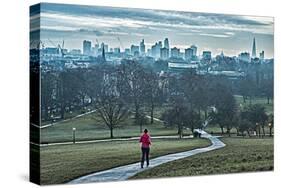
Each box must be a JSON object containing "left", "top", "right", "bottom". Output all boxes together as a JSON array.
[{"left": 139, "top": 129, "right": 151, "bottom": 168}]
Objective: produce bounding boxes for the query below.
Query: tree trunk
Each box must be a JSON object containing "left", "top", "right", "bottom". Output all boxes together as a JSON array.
[
  {"left": 262, "top": 126, "right": 265, "bottom": 137},
  {"left": 140, "top": 124, "right": 142, "bottom": 133},
  {"left": 61, "top": 104, "right": 65, "bottom": 119},
  {"left": 227, "top": 128, "right": 231, "bottom": 137},
  {"left": 243, "top": 96, "right": 246, "bottom": 103},
  {"left": 135, "top": 102, "right": 139, "bottom": 121},
  {"left": 220, "top": 126, "right": 224, "bottom": 135},
  {"left": 247, "top": 130, "right": 251, "bottom": 137},
  {"left": 204, "top": 110, "right": 208, "bottom": 119},
  {"left": 110, "top": 126, "right": 114, "bottom": 139},
  {"left": 267, "top": 96, "right": 270, "bottom": 104},
  {"left": 150, "top": 104, "right": 154, "bottom": 124},
  {"left": 269, "top": 127, "right": 272, "bottom": 137}
]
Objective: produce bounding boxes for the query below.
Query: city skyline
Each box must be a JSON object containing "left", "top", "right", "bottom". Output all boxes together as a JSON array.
[{"left": 31, "top": 3, "right": 274, "bottom": 58}]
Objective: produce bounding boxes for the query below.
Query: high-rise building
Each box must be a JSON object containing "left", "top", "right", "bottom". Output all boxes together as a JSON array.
[
  {"left": 238, "top": 52, "right": 250, "bottom": 63},
  {"left": 131, "top": 45, "right": 139, "bottom": 56},
  {"left": 260, "top": 50, "right": 265, "bottom": 60},
  {"left": 160, "top": 47, "right": 169, "bottom": 60},
  {"left": 171, "top": 47, "right": 180, "bottom": 58},
  {"left": 101, "top": 45, "right": 106, "bottom": 62},
  {"left": 114, "top": 47, "right": 120, "bottom": 54},
  {"left": 202, "top": 51, "right": 211, "bottom": 60},
  {"left": 164, "top": 38, "right": 169, "bottom": 49},
  {"left": 124, "top": 48, "right": 130, "bottom": 55},
  {"left": 83, "top": 40, "right": 92, "bottom": 55},
  {"left": 164, "top": 38, "right": 170, "bottom": 57},
  {"left": 252, "top": 37, "right": 256, "bottom": 58},
  {"left": 151, "top": 42, "right": 162, "bottom": 58},
  {"left": 185, "top": 48, "right": 193, "bottom": 60},
  {"left": 140, "top": 39, "right": 145, "bottom": 55},
  {"left": 190, "top": 45, "right": 197, "bottom": 57}
]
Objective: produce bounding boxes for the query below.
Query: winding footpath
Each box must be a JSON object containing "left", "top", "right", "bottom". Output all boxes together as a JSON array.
[{"left": 68, "top": 129, "right": 225, "bottom": 184}]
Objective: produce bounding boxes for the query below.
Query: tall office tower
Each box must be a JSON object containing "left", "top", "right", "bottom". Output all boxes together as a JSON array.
[
  {"left": 101, "top": 45, "right": 106, "bottom": 62},
  {"left": 171, "top": 47, "right": 180, "bottom": 58},
  {"left": 190, "top": 45, "right": 197, "bottom": 57},
  {"left": 252, "top": 37, "right": 256, "bottom": 58},
  {"left": 239, "top": 52, "right": 250, "bottom": 63},
  {"left": 131, "top": 45, "right": 140, "bottom": 56},
  {"left": 202, "top": 51, "right": 211, "bottom": 60},
  {"left": 151, "top": 43, "right": 157, "bottom": 58},
  {"left": 140, "top": 39, "right": 145, "bottom": 55},
  {"left": 83, "top": 40, "right": 92, "bottom": 55},
  {"left": 260, "top": 50, "right": 265, "bottom": 60},
  {"left": 156, "top": 42, "right": 162, "bottom": 58},
  {"left": 160, "top": 47, "right": 169, "bottom": 60},
  {"left": 164, "top": 38, "right": 170, "bottom": 57},
  {"left": 185, "top": 48, "right": 193, "bottom": 60},
  {"left": 164, "top": 38, "right": 169, "bottom": 49}
]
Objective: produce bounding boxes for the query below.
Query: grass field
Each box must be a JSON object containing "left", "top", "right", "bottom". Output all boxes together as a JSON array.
[
  {"left": 40, "top": 138, "right": 210, "bottom": 184},
  {"left": 204, "top": 96, "right": 273, "bottom": 135},
  {"left": 131, "top": 137, "right": 273, "bottom": 179},
  {"left": 234, "top": 95, "right": 273, "bottom": 114},
  {"left": 40, "top": 113, "right": 184, "bottom": 143}
]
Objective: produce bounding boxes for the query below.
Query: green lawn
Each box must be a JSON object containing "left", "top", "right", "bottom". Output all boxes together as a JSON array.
[
  {"left": 234, "top": 95, "right": 273, "bottom": 114},
  {"left": 40, "top": 138, "right": 210, "bottom": 184},
  {"left": 131, "top": 137, "right": 273, "bottom": 179},
  {"left": 40, "top": 112, "right": 180, "bottom": 143}
]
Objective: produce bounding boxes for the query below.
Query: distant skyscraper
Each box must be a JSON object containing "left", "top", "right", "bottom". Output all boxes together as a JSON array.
[
  {"left": 164, "top": 38, "right": 169, "bottom": 49},
  {"left": 160, "top": 47, "right": 169, "bottom": 60},
  {"left": 260, "top": 50, "right": 265, "bottom": 60},
  {"left": 151, "top": 43, "right": 157, "bottom": 58},
  {"left": 83, "top": 40, "right": 92, "bottom": 55},
  {"left": 124, "top": 48, "right": 130, "bottom": 55},
  {"left": 185, "top": 48, "right": 193, "bottom": 60},
  {"left": 101, "top": 45, "right": 106, "bottom": 62},
  {"left": 202, "top": 51, "right": 211, "bottom": 60},
  {"left": 140, "top": 39, "right": 145, "bottom": 55},
  {"left": 171, "top": 47, "right": 180, "bottom": 58},
  {"left": 238, "top": 52, "right": 250, "bottom": 63},
  {"left": 131, "top": 45, "right": 139, "bottom": 56},
  {"left": 164, "top": 38, "right": 170, "bottom": 57},
  {"left": 252, "top": 37, "right": 256, "bottom": 58},
  {"left": 114, "top": 47, "right": 120, "bottom": 54},
  {"left": 190, "top": 45, "right": 197, "bottom": 57}
]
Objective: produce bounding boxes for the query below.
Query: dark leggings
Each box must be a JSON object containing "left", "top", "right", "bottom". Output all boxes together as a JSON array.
[{"left": 141, "top": 147, "right": 150, "bottom": 167}]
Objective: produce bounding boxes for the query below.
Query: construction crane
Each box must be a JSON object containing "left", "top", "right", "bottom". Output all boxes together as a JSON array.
[{"left": 47, "top": 38, "right": 65, "bottom": 57}]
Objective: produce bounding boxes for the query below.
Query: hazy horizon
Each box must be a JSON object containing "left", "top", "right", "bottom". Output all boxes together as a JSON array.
[{"left": 31, "top": 3, "right": 274, "bottom": 58}]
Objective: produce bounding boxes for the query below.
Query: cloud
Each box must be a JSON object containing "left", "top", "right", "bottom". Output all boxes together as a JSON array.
[
  {"left": 40, "top": 3, "right": 273, "bottom": 36},
  {"left": 199, "top": 33, "right": 231, "bottom": 38}
]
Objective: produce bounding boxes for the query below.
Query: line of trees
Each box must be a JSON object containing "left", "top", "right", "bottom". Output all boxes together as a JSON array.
[{"left": 41, "top": 59, "right": 273, "bottom": 138}]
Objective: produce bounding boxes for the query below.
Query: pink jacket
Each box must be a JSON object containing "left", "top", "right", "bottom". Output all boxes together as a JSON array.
[{"left": 139, "top": 133, "right": 151, "bottom": 148}]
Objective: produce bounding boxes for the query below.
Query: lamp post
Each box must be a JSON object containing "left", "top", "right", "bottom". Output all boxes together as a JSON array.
[{"left": 72, "top": 127, "right": 76, "bottom": 144}]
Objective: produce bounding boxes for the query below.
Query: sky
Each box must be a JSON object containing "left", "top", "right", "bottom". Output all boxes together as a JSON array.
[{"left": 30, "top": 3, "right": 274, "bottom": 58}]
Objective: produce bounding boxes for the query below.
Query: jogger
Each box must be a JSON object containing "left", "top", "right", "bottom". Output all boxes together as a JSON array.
[{"left": 139, "top": 129, "right": 151, "bottom": 168}]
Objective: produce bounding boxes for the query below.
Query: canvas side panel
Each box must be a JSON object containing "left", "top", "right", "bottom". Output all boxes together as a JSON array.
[{"left": 29, "top": 3, "right": 41, "bottom": 185}]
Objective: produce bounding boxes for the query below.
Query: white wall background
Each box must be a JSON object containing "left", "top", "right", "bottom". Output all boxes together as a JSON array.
[{"left": 0, "top": 0, "right": 279, "bottom": 188}]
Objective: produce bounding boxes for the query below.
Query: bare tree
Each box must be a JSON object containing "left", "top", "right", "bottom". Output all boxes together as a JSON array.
[
  {"left": 95, "top": 95, "right": 129, "bottom": 138},
  {"left": 118, "top": 60, "right": 146, "bottom": 121}
]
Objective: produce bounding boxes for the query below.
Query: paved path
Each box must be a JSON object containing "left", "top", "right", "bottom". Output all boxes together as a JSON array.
[
  {"left": 68, "top": 129, "right": 225, "bottom": 184},
  {"left": 31, "top": 109, "right": 97, "bottom": 129}
]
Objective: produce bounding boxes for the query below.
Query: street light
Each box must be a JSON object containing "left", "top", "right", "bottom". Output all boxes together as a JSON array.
[{"left": 72, "top": 127, "right": 76, "bottom": 144}]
